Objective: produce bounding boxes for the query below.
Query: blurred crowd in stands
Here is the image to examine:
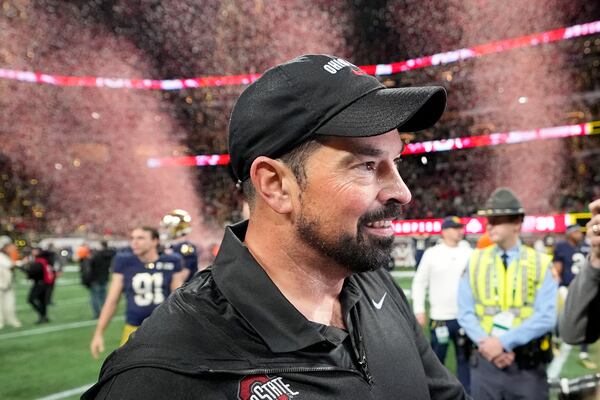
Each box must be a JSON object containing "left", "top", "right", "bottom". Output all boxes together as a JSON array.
[{"left": 0, "top": 9, "right": 599, "bottom": 238}]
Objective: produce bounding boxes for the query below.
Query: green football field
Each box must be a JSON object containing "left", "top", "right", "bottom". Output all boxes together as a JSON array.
[{"left": 0, "top": 269, "right": 597, "bottom": 400}]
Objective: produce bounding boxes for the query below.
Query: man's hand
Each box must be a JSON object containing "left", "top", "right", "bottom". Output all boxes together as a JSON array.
[
  {"left": 492, "top": 351, "right": 515, "bottom": 369},
  {"left": 90, "top": 334, "right": 105, "bottom": 359},
  {"left": 478, "top": 336, "right": 505, "bottom": 361},
  {"left": 415, "top": 313, "right": 427, "bottom": 327},
  {"left": 587, "top": 199, "right": 600, "bottom": 269}
]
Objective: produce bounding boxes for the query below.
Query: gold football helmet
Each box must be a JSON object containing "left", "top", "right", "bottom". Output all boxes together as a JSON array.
[{"left": 160, "top": 209, "right": 192, "bottom": 240}]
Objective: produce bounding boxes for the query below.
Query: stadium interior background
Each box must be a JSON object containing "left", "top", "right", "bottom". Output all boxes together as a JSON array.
[{"left": 0, "top": 1, "right": 599, "bottom": 399}]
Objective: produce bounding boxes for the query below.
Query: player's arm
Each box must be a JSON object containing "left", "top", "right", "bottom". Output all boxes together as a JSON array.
[
  {"left": 90, "top": 272, "right": 124, "bottom": 359},
  {"left": 178, "top": 268, "right": 191, "bottom": 283},
  {"left": 169, "top": 256, "right": 187, "bottom": 291},
  {"left": 552, "top": 260, "right": 563, "bottom": 283},
  {"left": 170, "top": 269, "right": 186, "bottom": 291},
  {"left": 411, "top": 250, "right": 431, "bottom": 326}
]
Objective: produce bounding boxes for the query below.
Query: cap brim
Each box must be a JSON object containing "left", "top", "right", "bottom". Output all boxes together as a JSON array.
[
  {"left": 477, "top": 209, "right": 525, "bottom": 217},
  {"left": 315, "top": 86, "right": 446, "bottom": 137},
  {"left": 443, "top": 224, "right": 464, "bottom": 229}
]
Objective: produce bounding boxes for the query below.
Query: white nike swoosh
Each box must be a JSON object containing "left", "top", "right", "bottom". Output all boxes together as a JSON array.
[{"left": 372, "top": 292, "right": 387, "bottom": 310}]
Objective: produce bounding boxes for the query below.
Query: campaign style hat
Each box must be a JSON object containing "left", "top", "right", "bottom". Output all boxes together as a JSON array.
[
  {"left": 477, "top": 187, "right": 525, "bottom": 217},
  {"left": 441, "top": 216, "right": 464, "bottom": 229},
  {"left": 228, "top": 54, "right": 447, "bottom": 182}
]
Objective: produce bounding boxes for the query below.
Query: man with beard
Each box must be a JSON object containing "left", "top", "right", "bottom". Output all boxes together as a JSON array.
[{"left": 83, "top": 55, "right": 467, "bottom": 399}]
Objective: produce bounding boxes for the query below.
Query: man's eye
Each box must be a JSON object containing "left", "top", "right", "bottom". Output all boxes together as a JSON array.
[{"left": 361, "top": 161, "right": 376, "bottom": 171}]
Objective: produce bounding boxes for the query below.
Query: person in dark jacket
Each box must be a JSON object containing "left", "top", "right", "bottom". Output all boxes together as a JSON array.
[
  {"left": 43, "top": 243, "right": 60, "bottom": 306},
  {"left": 25, "top": 248, "right": 54, "bottom": 324},
  {"left": 83, "top": 54, "right": 466, "bottom": 399},
  {"left": 559, "top": 199, "right": 600, "bottom": 346},
  {"left": 87, "top": 241, "right": 115, "bottom": 319}
]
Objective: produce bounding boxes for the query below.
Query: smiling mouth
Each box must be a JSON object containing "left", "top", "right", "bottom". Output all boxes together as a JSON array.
[
  {"left": 365, "top": 220, "right": 393, "bottom": 229},
  {"left": 363, "top": 220, "right": 396, "bottom": 238}
]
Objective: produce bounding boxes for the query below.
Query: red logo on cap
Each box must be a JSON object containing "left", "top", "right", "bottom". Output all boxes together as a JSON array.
[{"left": 238, "top": 375, "right": 299, "bottom": 400}]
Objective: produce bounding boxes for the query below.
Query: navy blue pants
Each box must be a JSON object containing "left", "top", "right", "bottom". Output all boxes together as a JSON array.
[
  {"left": 470, "top": 352, "right": 548, "bottom": 399},
  {"left": 430, "top": 319, "right": 471, "bottom": 394},
  {"left": 89, "top": 282, "right": 107, "bottom": 319}
]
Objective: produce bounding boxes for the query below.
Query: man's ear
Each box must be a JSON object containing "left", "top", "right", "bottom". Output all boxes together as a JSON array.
[{"left": 249, "top": 156, "right": 295, "bottom": 214}]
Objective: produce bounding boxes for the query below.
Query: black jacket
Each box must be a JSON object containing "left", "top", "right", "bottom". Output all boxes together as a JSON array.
[
  {"left": 83, "top": 222, "right": 467, "bottom": 400},
  {"left": 89, "top": 249, "right": 115, "bottom": 284}
]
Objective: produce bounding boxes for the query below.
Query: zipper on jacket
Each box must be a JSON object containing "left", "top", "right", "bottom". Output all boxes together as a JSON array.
[
  {"left": 355, "top": 332, "right": 373, "bottom": 385},
  {"left": 349, "top": 308, "right": 374, "bottom": 385}
]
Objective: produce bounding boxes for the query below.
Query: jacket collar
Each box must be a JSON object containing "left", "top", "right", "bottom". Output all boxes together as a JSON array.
[{"left": 211, "top": 221, "right": 360, "bottom": 353}]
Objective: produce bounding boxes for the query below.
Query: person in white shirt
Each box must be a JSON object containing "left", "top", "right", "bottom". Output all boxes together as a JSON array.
[
  {"left": 0, "top": 235, "right": 22, "bottom": 329},
  {"left": 412, "top": 216, "right": 473, "bottom": 392}
]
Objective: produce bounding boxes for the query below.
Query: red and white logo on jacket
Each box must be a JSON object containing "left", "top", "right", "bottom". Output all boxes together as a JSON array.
[{"left": 238, "top": 375, "right": 299, "bottom": 400}]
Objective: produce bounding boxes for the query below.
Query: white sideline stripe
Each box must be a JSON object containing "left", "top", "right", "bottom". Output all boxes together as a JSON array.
[
  {"left": 16, "top": 296, "right": 89, "bottom": 311},
  {"left": 391, "top": 270, "right": 416, "bottom": 278},
  {"left": 0, "top": 316, "right": 123, "bottom": 340},
  {"left": 37, "top": 384, "right": 93, "bottom": 400},
  {"left": 63, "top": 265, "right": 80, "bottom": 273},
  {"left": 56, "top": 278, "right": 81, "bottom": 285},
  {"left": 547, "top": 342, "right": 572, "bottom": 380},
  {"left": 18, "top": 278, "right": 81, "bottom": 287}
]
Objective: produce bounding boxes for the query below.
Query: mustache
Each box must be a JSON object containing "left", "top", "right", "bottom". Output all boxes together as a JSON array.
[{"left": 358, "top": 202, "right": 403, "bottom": 225}]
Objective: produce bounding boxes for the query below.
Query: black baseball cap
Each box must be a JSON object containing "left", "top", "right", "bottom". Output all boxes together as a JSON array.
[{"left": 228, "top": 54, "right": 447, "bottom": 182}]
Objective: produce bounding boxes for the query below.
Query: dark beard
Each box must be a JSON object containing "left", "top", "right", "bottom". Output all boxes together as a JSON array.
[{"left": 296, "top": 202, "right": 401, "bottom": 273}]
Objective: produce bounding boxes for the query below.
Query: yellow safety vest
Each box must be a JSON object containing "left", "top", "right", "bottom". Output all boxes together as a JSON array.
[{"left": 468, "top": 244, "right": 550, "bottom": 334}]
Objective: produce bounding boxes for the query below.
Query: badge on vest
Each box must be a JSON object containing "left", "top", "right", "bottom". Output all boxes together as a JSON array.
[{"left": 490, "top": 311, "right": 514, "bottom": 337}]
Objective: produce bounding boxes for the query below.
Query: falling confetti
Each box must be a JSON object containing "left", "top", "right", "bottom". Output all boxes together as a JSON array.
[{"left": 0, "top": 0, "right": 598, "bottom": 249}]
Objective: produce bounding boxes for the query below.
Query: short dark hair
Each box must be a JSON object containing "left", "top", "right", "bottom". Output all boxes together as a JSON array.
[
  {"left": 135, "top": 226, "right": 160, "bottom": 241},
  {"left": 242, "top": 139, "right": 323, "bottom": 206}
]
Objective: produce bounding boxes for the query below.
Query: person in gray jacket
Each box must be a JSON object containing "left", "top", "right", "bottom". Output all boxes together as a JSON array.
[{"left": 559, "top": 199, "right": 600, "bottom": 344}]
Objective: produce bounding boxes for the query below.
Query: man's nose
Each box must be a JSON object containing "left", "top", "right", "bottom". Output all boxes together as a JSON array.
[{"left": 378, "top": 167, "right": 411, "bottom": 205}]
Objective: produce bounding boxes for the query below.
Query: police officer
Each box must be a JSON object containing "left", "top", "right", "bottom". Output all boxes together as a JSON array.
[{"left": 458, "top": 187, "right": 557, "bottom": 400}]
